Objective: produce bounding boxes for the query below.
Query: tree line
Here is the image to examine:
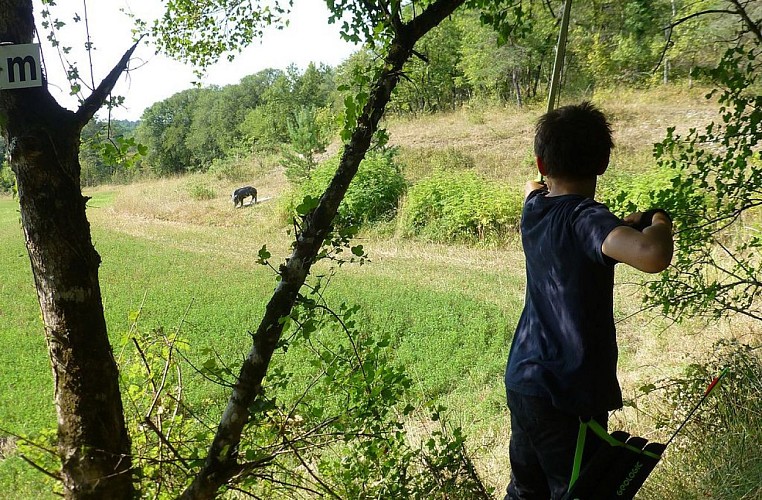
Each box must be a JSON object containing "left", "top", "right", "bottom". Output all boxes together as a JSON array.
[{"left": 10, "top": 0, "right": 742, "bottom": 188}]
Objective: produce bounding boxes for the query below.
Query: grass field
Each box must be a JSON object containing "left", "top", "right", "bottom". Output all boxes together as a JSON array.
[{"left": 1, "top": 88, "right": 757, "bottom": 498}]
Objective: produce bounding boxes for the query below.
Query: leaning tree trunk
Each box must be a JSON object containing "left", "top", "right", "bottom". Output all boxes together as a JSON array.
[
  {"left": 0, "top": 1, "right": 134, "bottom": 498},
  {"left": 179, "top": 1, "right": 467, "bottom": 498}
]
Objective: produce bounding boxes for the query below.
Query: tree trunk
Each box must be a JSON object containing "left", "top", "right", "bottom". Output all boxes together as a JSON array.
[
  {"left": 512, "top": 68, "right": 523, "bottom": 107},
  {"left": 180, "top": 1, "right": 466, "bottom": 498},
  {"left": 0, "top": 1, "right": 133, "bottom": 498}
]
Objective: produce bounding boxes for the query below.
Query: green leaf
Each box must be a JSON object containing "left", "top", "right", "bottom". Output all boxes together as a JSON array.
[
  {"left": 257, "top": 245, "right": 271, "bottom": 264},
  {"left": 295, "top": 195, "right": 319, "bottom": 215}
]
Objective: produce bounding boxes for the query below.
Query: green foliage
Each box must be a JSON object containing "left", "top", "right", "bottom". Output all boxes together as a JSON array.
[
  {"left": 79, "top": 119, "right": 144, "bottom": 186},
  {"left": 185, "top": 181, "right": 216, "bottom": 201},
  {"left": 290, "top": 149, "right": 407, "bottom": 227},
  {"left": 148, "top": 0, "right": 291, "bottom": 75},
  {"left": 0, "top": 159, "right": 16, "bottom": 195},
  {"left": 642, "top": 45, "right": 762, "bottom": 321},
  {"left": 206, "top": 154, "right": 246, "bottom": 182},
  {"left": 31, "top": 265, "right": 491, "bottom": 498},
  {"left": 461, "top": 6, "right": 555, "bottom": 104},
  {"left": 184, "top": 85, "right": 256, "bottom": 165},
  {"left": 131, "top": 1, "right": 753, "bottom": 183},
  {"left": 118, "top": 322, "right": 212, "bottom": 499},
  {"left": 136, "top": 89, "right": 203, "bottom": 175},
  {"left": 134, "top": 65, "right": 337, "bottom": 177},
  {"left": 639, "top": 340, "right": 762, "bottom": 500},
  {"left": 398, "top": 169, "right": 522, "bottom": 244},
  {"left": 391, "top": 15, "right": 470, "bottom": 113},
  {"left": 600, "top": 167, "right": 680, "bottom": 218},
  {"left": 321, "top": 408, "right": 492, "bottom": 499},
  {"left": 574, "top": 0, "right": 671, "bottom": 87},
  {"left": 12, "top": 429, "right": 59, "bottom": 496},
  {"left": 245, "top": 269, "right": 492, "bottom": 499},
  {"left": 281, "top": 106, "right": 331, "bottom": 182}
]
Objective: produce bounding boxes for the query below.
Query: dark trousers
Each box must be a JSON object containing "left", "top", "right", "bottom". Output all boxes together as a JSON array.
[{"left": 505, "top": 389, "right": 607, "bottom": 500}]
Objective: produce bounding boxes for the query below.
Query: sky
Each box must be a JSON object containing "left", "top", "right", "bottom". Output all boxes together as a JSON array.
[{"left": 35, "top": 0, "right": 359, "bottom": 121}]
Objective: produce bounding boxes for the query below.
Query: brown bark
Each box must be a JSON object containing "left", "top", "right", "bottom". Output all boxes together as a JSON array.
[
  {"left": 0, "top": 1, "right": 133, "bottom": 497},
  {"left": 179, "top": 1, "right": 466, "bottom": 498}
]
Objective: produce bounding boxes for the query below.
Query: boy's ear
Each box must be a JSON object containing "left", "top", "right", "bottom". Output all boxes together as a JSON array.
[
  {"left": 536, "top": 157, "right": 548, "bottom": 176},
  {"left": 597, "top": 153, "right": 610, "bottom": 175}
]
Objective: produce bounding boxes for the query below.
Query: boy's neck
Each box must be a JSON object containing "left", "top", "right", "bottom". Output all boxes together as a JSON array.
[{"left": 545, "top": 176, "right": 597, "bottom": 199}]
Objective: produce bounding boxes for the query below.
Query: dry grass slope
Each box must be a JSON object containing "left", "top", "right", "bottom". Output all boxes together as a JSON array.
[{"left": 10, "top": 86, "right": 754, "bottom": 498}]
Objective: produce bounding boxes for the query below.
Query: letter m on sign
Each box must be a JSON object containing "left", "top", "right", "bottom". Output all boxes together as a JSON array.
[{"left": 0, "top": 43, "right": 43, "bottom": 89}]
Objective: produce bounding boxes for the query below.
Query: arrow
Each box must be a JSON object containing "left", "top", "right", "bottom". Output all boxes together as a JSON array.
[{"left": 665, "top": 367, "right": 729, "bottom": 448}]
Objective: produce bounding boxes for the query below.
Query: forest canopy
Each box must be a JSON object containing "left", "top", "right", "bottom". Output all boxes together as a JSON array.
[{"left": 17, "top": 0, "right": 748, "bottom": 188}]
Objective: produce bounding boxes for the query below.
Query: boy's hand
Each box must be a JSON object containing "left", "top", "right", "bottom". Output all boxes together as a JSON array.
[
  {"left": 524, "top": 180, "right": 547, "bottom": 199},
  {"left": 603, "top": 208, "right": 674, "bottom": 273},
  {"left": 625, "top": 209, "right": 673, "bottom": 231}
]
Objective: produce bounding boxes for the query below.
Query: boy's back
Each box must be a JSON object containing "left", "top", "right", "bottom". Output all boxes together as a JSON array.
[
  {"left": 505, "top": 190, "right": 624, "bottom": 416},
  {"left": 503, "top": 102, "right": 673, "bottom": 500}
]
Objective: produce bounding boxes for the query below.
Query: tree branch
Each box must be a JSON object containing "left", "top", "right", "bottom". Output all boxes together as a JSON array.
[
  {"left": 141, "top": 417, "right": 191, "bottom": 470},
  {"left": 406, "top": 0, "right": 464, "bottom": 42},
  {"left": 653, "top": 8, "right": 741, "bottom": 73},
  {"left": 729, "top": 0, "right": 762, "bottom": 43},
  {"left": 665, "top": 9, "right": 736, "bottom": 31},
  {"left": 20, "top": 455, "right": 62, "bottom": 482},
  {"left": 74, "top": 37, "right": 143, "bottom": 128},
  {"left": 179, "top": 4, "right": 469, "bottom": 498}
]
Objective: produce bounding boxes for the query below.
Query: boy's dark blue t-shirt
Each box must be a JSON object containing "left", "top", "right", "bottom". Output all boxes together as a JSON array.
[{"left": 505, "top": 188, "right": 625, "bottom": 416}]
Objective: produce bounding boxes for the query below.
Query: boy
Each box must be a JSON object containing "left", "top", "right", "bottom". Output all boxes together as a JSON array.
[{"left": 504, "top": 102, "right": 674, "bottom": 500}]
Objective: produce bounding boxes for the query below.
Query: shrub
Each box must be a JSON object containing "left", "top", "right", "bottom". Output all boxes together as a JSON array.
[
  {"left": 288, "top": 149, "right": 407, "bottom": 227},
  {"left": 186, "top": 181, "right": 216, "bottom": 201},
  {"left": 639, "top": 340, "right": 762, "bottom": 500},
  {"left": 598, "top": 166, "right": 680, "bottom": 218},
  {"left": 207, "top": 155, "right": 245, "bottom": 182},
  {"left": 0, "top": 160, "right": 16, "bottom": 195},
  {"left": 280, "top": 106, "right": 331, "bottom": 183},
  {"left": 399, "top": 147, "right": 476, "bottom": 182},
  {"left": 397, "top": 169, "right": 522, "bottom": 244}
]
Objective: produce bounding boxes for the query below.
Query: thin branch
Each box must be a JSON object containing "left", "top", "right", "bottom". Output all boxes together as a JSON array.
[
  {"left": 666, "top": 9, "right": 737, "bottom": 30},
  {"left": 312, "top": 304, "right": 369, "bottom": 386},
  {"left": 1, "top": 427, "right": 57, "bottom": 456},
  {"left": 147, "top": 299, "right": 193, "bottom": 418},
  {"left": 19, "top": 455, "right": 62, "bottom": 482},
  {"left": 82, "top": 0, "right": 95, "bottom": 90},
  {"left": 234, "top": 472, "right": 323, "bottom": 498},
  {"left": 653, "top": 6, "right": 743, "bottom": 73},
  {"left": 141, "top": 417, "right": 192, "bottom": 470},
  {"left": 729, "top": 0, "right": 762, "bottom": 43},
  {"left": 543, "top": 0, "right": 556, "bottom": 19},
  {"left": 284, "top": 437, "right": 342, "bottom": 499},
  {"left": 411, "top": 48, "right": 429, "bottom": 63},
  {"left": 74, "top": 37, "right": 143, "bottom": 128},
  {"left": 132, "top": 336, "right": 158, "bottom": 394},
  {"left": 173, "top": 346, "right": 237, "bottom": 388}
]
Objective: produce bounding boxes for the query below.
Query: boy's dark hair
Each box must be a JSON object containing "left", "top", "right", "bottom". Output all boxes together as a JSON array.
[{"left": 534, "top": 101, "right": 614, "bottom": 179}]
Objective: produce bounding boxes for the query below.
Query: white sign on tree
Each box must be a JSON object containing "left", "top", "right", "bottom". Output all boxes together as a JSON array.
[{"left": 0, "top": 43, "right": 43, "bottom": 90}]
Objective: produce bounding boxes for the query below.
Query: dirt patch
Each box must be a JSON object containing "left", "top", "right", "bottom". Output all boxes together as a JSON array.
[{"left": 0, "top": 435, "right": 16, "bottom": 459}]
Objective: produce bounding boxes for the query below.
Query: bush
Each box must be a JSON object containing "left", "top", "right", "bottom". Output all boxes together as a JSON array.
[
  {"left": 186, "top": 181, "right": 216, "bottom": 201},
  {"left": 598, "top": 166, "right": 680, "bottom": 218},
  {"left": 288, "top": 149, "right": 407, "bottom": 227},
  {"left": 207, "top": 155, "right": 246, "bottom": 182},
  {"left": 0, "top": 160, "right": 16, "bottom": 195},
  {"left": 397, "top": 169, "right": 522, "bottom": 244},
  {"left": 398, "top": 147, "right": 476, "bottom": 182},
  {"left": 639, "top": 340, "right": 762, "bottom": 500}
]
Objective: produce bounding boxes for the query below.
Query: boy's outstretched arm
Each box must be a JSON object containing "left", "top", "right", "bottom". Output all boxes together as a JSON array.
[{"left": 602, "top": 211, "right": 674, "bottom": 273}]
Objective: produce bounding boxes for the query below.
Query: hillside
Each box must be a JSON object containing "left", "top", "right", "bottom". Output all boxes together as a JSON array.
[{"left": 1, "top": 87, "right": 759, "bottom": 499}]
